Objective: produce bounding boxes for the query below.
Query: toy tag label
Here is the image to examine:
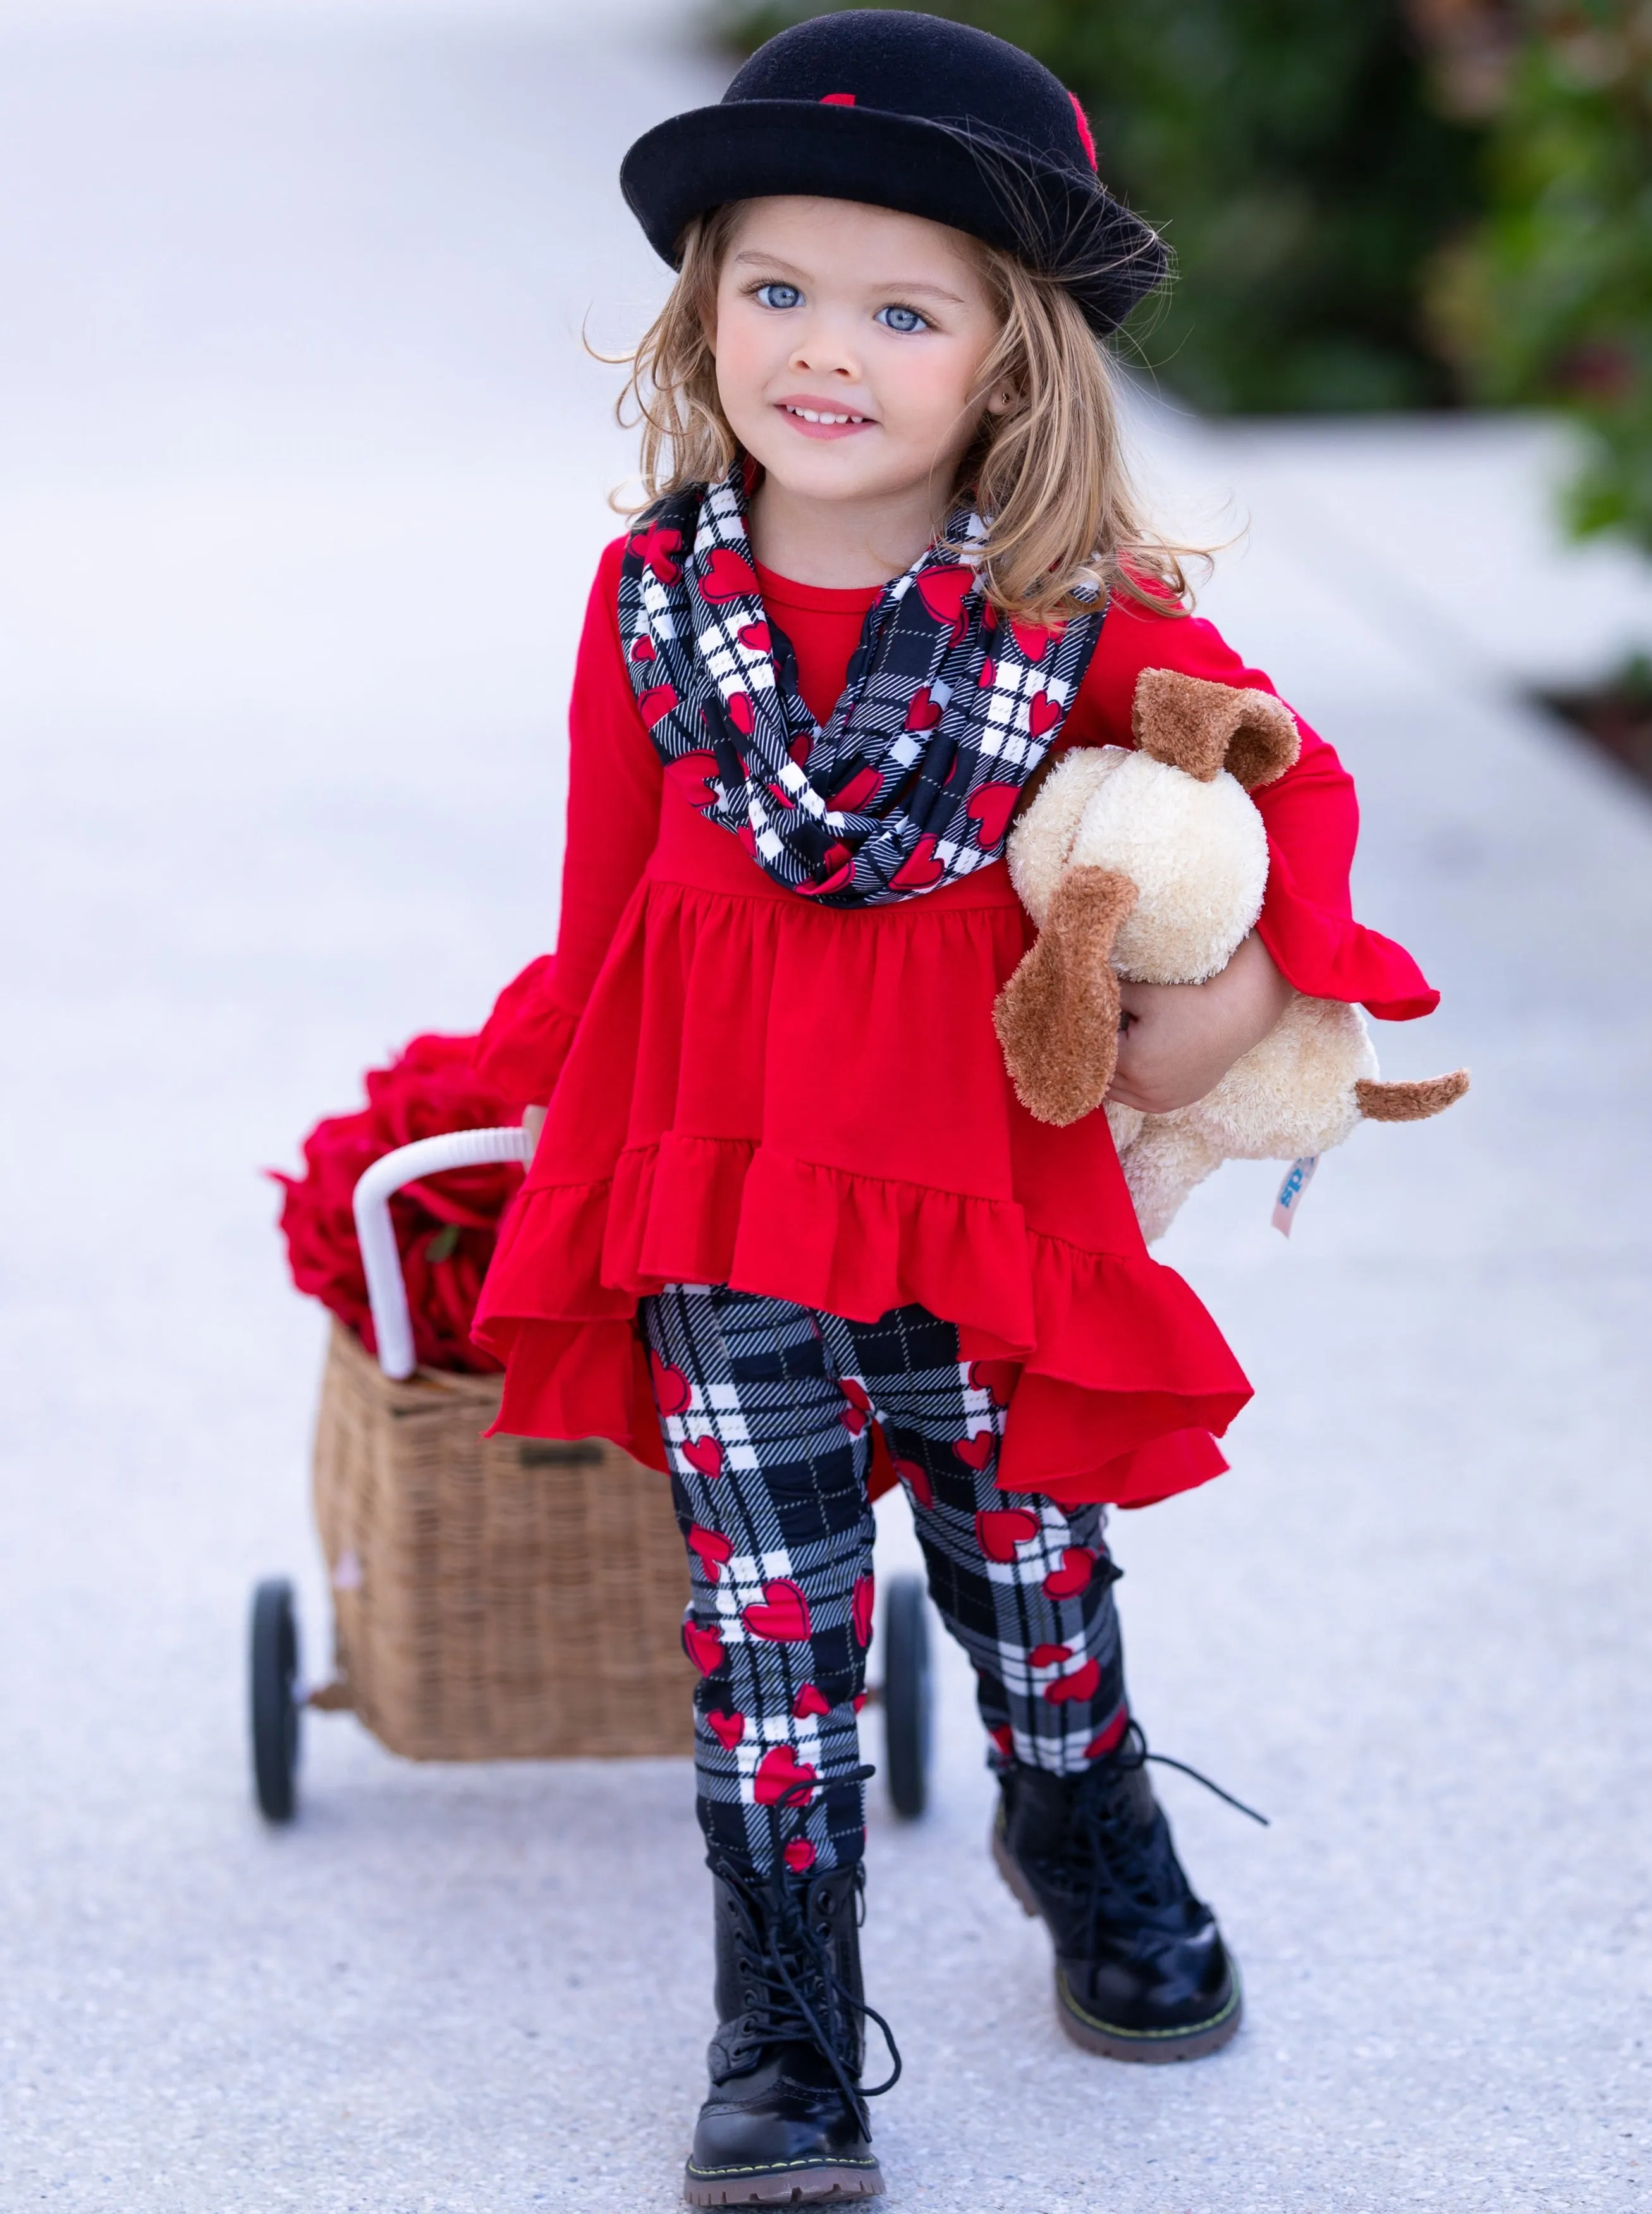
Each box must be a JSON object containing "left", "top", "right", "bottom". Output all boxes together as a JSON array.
[{"left": 1271, "top": 1156, "right": 1318, "bottom": 1237}]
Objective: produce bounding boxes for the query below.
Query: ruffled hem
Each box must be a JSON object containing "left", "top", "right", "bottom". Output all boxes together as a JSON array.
[
  {"left": 473, "top": 1140, "right": 1252, "bottom": 1507},
  {"left": 472, "top": 955, "right": 581, "bottom": 1104}
]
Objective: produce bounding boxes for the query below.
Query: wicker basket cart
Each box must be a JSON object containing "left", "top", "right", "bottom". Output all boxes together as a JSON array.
[{"left": 248, "top": 1127, "right": 934, "bottom": 1820}]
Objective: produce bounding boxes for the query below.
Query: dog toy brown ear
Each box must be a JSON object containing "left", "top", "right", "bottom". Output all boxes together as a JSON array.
[
  {"left": 994, "top": 867, "right": 1139, "bottom": 1127},
  {"left": 1355, "top": 1069, "right": 1471, "bottom": 1122},
  {"left": 1132, "top": 668, "right": 1301, "bottom": 789}
]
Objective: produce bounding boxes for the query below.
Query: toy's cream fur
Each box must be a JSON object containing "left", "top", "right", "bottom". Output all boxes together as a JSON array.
[{"left": 996, "top": 669, "right": 1469, "bottom": 1242}]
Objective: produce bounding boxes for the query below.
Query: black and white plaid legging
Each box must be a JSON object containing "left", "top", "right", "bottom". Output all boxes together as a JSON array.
[{"left": 640, "top": 1285, "right": 1129, "bottom": 1876}]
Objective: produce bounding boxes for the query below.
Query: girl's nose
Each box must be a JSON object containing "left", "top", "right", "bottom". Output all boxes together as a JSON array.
[{"left": 789, "top": 319, "right": 860, "bottom": 382}]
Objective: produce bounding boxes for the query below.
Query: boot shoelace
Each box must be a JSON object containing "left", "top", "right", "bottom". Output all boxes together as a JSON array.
[{"left": 1074, "top": 1722, "right": 1268, "bottom": 1921}]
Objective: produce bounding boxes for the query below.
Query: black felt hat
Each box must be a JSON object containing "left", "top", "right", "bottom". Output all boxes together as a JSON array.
[{"left": 620, "top": 9, "right": 1166, "bottom": 336}]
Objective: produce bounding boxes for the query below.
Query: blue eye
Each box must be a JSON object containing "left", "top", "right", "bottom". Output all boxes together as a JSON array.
[
  {"left": 875, "top": 303, "right": 929, "bottom": 334},
  {"left": 755, "top": 282, "right": 802, "bottom": 310}
]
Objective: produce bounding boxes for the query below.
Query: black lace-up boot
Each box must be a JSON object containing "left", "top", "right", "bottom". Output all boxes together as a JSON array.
[
  {"left": 992, "top": 1730, "right": 1242, "bottom": 2062},
  {"left": 684, "top": 1856, "right": 898, "bottom": 2206}
]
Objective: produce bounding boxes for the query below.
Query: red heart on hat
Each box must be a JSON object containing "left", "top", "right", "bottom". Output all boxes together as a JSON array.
[
  {"left": 891, "top": 835, "right": 943, "bottom": 891},
  {"left": 754, "top": 1744, "right": 818, "bottom": 1806},
  {"left": 905, "top": 686, "right": 943, "bottom": 732},
  {"left": 699, "top": 546, "right": 760, "bottom": 604},
  {"left": 1028, "top": 690, "right": 1063, "bottom": 739},
  {"left": 1045, "top": 1657, "right": 1102, "bottom": 1704},
  {"left": 737, "top": 620, "right": 771, "bottom": 652},
  {"left": 726, "top": 691, "right": 756, "bottom": 736},
  {"left": 649, "top": 1353, "right": 692, "bottom": 1417},
  {"left": 629, "top": 635, "right": 656, "bottom": 663},
  {"left": 975, "top": 1507, "right": 1038, "bottom": 1561},
  {"left": 687, "top": 1524, "right": 733, "bottom": 1580},
  {"left": 965, "top": 782, "right": 1019, "bottom": 848},
  {"left": 682, "top": 1434, "right": 725, "bottom": 1479},
  {"left": 639, "top": 683, "right": 680, "bottom": 730},
  {"left": 1043, "top": 1547, "right": 1096, "bottom": 1600},
  {"left": 783, "top": 1837, "right": 817, "bottom": 1873},
  {"left": 851, "top": 1574, "right": 875, "bottom": 1648},
  {"left": 663, "top": 750, "right": 720, "bottom": 808},
  {"left": 827, "top": 765, "right": 880, "bottom": 812},
  {"left": 1029, "top": 1642, "right": 1072, "bottom": 1667},
  {"left": 705, "top": 1708, "right": 745, "bottom": 1749},
  {"left": 683, "top": 1622, "right": 725, "bottom": 1676},
  {"left": 892, "top": 1456, "right": 933, "bottom": 1510},
  {"left": 743, "top": 1580, "right": 812, "bottom": 1641},
  {"left": 792, "top": 1682, "right": 831, "bottom": 1719},
  {"left": 915, "top": 566, "right": 972, "bottom": 629},
  {"left": 967, "top": 1359, "right": 1020, "bottom": 1407},
  {"left": 955, "top": 1431, "right": 996, "bottom": 1472}
]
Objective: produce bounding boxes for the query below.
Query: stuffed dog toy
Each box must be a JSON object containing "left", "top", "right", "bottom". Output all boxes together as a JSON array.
[{"left": 995, "top": 668, "right": 1469, "bottom": 1243}]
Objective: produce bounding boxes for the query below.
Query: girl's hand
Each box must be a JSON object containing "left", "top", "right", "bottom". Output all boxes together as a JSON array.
[
  {"left": 1108, "top": 933, "right": 1294, "bottom": 1116},
  {"left": 522, "top": 1104, "right": 547, "bottom": 1168}
]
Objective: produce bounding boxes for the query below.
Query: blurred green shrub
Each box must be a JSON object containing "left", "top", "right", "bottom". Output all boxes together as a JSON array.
[
  {"left": 1416, "top": 3, "right": 1652, "bottom": 551},
  {"left": 714, "top": 1, "right": 1484, "bottom": 412}
]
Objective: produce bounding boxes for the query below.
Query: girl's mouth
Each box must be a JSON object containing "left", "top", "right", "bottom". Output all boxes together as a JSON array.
[{"left": 776, "top": 400, "right": 876, "bottom": 441}]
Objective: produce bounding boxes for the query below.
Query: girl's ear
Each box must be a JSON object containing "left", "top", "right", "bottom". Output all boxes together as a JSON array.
[{"left": 1132, "top": 668, "right": 1300, "bottom": 788}]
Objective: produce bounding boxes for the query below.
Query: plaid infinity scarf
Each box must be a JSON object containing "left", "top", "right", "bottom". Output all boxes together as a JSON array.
[{"left": 618, "top": 467, "right": 1106, "bottom": 907}]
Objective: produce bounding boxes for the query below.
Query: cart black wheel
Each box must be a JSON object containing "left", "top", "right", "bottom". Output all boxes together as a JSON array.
[
  {"left": 249, "top": 1578, "right": 301, "bottom": 1823},
  {"left": 882, "top": 1573, "right": 933, "bottom": 1821}
]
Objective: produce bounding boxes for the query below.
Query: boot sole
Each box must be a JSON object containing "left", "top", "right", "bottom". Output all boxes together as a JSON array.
[
  {"left": 991, "top": 1823, "right": 1243, "bottom": 2065},
  {"left": 683, "top": 2158, "right": 885, "bottom": 2205}
]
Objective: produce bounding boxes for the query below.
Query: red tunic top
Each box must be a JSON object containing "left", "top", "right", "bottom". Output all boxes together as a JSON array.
[{"left": 472, "top": 539, "right": 1437, "bottom": 1509}]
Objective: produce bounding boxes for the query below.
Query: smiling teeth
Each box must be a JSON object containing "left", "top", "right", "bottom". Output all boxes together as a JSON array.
[{"left": 787, "top": 407, "right": 866, "bottom": 424}]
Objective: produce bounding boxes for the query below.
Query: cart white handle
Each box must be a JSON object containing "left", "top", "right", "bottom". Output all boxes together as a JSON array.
[{"left": 352, "top": 1126, "right": 529, "bottom": 1380}]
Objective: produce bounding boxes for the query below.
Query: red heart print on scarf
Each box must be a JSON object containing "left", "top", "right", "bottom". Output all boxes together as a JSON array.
[
  {"left": 706, "top": 1709, "right": 745, "bottom": 1749},
  {"left": 851, "top": 1575, "right": 875, "bottom": 1648},
  {"left": 892, "top": 1456, "right": 933, "bottom": 1510},
  {"left": 754, "top": 1744, "right": 818, "bottom": 1806},
  {"left": 1029, "top": 691, "right": 1063, "bottom": 738},
  {"left": 680, "top": 1434, "right": 725, "bottom": 1479},
  {"left": 915, "top": 565, "right": 972, "bottom": 630},
  {"left": 628, "top": 518, "right": 683, "bottom": 583},
  {"left": 955, "top": 1431, "right": 996, "bottom": 1471},
  {"left": 639, "top": 683, "right": 680, "bottom": 730},
  {"left": 976, "top": 657, "right": 997, "bottom": 689},
  {"left": 965, "top": 782, "right": 1019, "bottom": 848},
  {"left": 629, "top": 635, "right": 656, "bottom": 663},
  {"left": 726, "top": 692, "right": 756, "bottom": 736},
  {"left": 1010, "top": 617, "right": 1056, "bottom": 661},
  {"left": 828, "top": 766, "right": 880, "bottom": 812},
  {"left": 743, "top": 1580, "right": 812, "bottom": 1641},
  {"left": 737, "top": 620, "right": 771, "bottom": 651},
  {"left": 783, "top": 1837, "right": 817, "bottom": 1873},
  {"left": 699, "top": 546, "right": 760, "bottom": 604},
  {"left": 967, "top": 1359, "right": 1020, "bottom": 1407},
  {"left": 649, "top": 1352, "right": 692, "bottom": 1417},
  {"left": 687, "top": 1525, "right": 733, "bottom": 1580},
  {"left": 1045, "top": 1657, "right": 1102, "bottom": 1704},
  {"left": 792, "top": 1683, "right": 831, "bottom": 1719},
  {"left": 1029, "top": 1642, "right": 1072, "bottom": 1667},
  {"left": 663, "top": 750, "right": 719, "bottom": 807},
  {"left": 904, "top": 685, "right": 943, "bottom": 732},
  {"left": 1043, "top": 1547, "right": 1096, "bottom": 1599},
  {"left": 975, "top": 1507, "right": 1039, "bottom": 1562},
  {"left": 891, "top": 835, "right": 944, "bottom": 891},
  {"left": 683, "top": 1622, "right": 725, "bottom": 1675}
]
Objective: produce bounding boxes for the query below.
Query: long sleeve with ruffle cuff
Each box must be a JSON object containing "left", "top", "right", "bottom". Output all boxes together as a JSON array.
[{"left": 472, "top": 955, "right": 580, "bottom": 1108}]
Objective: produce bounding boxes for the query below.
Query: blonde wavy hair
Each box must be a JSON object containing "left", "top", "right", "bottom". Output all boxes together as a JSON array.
[{"left": 615, "top": 201, "right": 1201, "bottom": 623}]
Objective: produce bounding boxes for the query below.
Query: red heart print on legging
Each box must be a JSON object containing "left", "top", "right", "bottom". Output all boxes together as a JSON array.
[
  {"left": 743, "top": 1581, "right": 812, "bottom": 1641},
  {"left": 851, "top": 1575, "right": 875, "bottom": 1649},
  {"left": 1043, "top": 1546, "right": 1096, "bottom": 1599},
  {"left": 783, "top": 1838, "right": 817, "bottom": 1873},
  {"left": 687, "top": 1526, "right": 733, "bottom": 1581},
  {"left": 705, "top": 1709, "right": 745, "bottom": 1750},
  {"left": 1029, "top": 1643, "right": 1072, "bottom": 1667},
  {"left": 892, "top": 1456, "right": 933, "bottom": 1510},
  {"left": 649, "top": 1352, "right": 692, "bottom": 1417},
  {"left": 839, "top": 1378, "right": 872, "bottom": 1436},
  {"left": 967, "top": 1359, "right": 1020, "bottom": 1408},
  {"left": 754, "top": 1744, "right": 818, "bottom": 1807},
  {"left": 792, "top": 1683, "right": 832, "bottom": 1719},
  {"left": 1044, "top": 1658, "right": 1102, "bottom": 1704},
  {"left": 955, "top": 1431, "right": 996, "bottom": 1471},
  {"left": 975, "top": 1508, "right": 1039, "bottom": 1562},
  {"left": 683, "top": 1622, "right": 725, "bottom": 1676},
  {"left": 681, "top": 1434, "right": 725, "bottom": 1479}
]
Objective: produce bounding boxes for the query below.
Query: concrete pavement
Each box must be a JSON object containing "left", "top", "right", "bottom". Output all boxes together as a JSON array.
[{"left": 1, "top": 9, "right": 1648, "bottom": 2209}]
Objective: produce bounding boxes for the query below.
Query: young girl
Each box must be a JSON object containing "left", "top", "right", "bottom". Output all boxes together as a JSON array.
[{"left": 473, "top": 12, "right": 1439, "bottom": 2203}]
